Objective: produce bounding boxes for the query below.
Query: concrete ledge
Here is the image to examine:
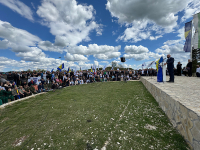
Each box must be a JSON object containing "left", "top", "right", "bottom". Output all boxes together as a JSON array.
[
  {"left": 141, "top": 77, "right": 200, "bottom": 150},
  {"left": 0, "top": 92, "right": 46, "bottom": 109}
]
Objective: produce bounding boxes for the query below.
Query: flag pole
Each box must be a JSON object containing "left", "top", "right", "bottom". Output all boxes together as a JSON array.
[{"left": 191, "top": 19, "right": 193, "bottom": 61}]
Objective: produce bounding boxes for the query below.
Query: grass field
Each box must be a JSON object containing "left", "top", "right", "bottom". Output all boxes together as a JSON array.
[{"left": 0, "top": 81, "right": 189, "bottom": 150}]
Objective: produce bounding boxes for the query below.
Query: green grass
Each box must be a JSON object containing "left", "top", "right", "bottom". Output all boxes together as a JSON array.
[{"left": 0, "top": 82, "right": 189, "bottom": 150}]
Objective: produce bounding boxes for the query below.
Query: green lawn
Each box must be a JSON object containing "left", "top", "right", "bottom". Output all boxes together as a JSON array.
[{"left": 0, "top": 82, "right": 189, "bottom": 150}]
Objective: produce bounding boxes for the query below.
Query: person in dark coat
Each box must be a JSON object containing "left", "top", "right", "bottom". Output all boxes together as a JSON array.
[
  {"left": 186, "top": 59, "right": 192, "bottom": 77},
  {"left": 177, "top": 62, "right": 182, "bottom": 76},
  {"left": 164, "top": 54, "right": 174, "bottom": 82}
]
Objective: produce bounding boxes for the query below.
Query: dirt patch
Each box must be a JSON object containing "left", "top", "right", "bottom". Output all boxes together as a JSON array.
[{"left": 13, "top": 135, "right": 29, "bottom": 147}]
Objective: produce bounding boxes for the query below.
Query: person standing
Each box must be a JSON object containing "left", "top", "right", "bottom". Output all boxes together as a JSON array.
[
  {"left": 196, "top": 65, "right": 200, "bottom": 77},
  {"left": 186, "top": 59, "right": 192, "bottom": 77},
  {"left": 164, "top": 54, "right": 174, "bottom": 82},
  {"left": 177, "top": 62, "right": 182, "bottom": 76}
]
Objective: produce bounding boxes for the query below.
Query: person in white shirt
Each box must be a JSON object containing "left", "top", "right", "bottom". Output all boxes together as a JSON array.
[
  {"left": 63, "top": 75, "right": 67, "bottom": 81},
  {"left": 196, "top": 65, "right": 200, "bottom": 77},
  {"left": 141, "top": 69, "right": 145, "bottom": 76}
]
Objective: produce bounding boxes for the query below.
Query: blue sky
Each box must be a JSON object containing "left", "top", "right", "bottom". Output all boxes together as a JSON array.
[{"left": 0, "top": 0, "right": 199, "bottom": 72}]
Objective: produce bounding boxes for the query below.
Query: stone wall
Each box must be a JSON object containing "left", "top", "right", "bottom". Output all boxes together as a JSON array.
[{"left": 141, "top": 77, "right": 200, "bottom": 150}]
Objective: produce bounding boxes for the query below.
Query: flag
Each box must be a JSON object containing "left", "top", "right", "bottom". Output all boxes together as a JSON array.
[
  {"left": 158, "top": 56, "right": 163, "bottom": 64},
  {"left": 91, "top": 66, "right": 93, "bottom": 73},
  {"left": 155, "top": 56, "right": 164, "bottom": 71},
  {"left": 155, "top": 59, "right": 160, "bottom": 71},
  {"left": 157, "top": 65, "right": 163, "bottom": 82},
  {"left": 14, "top": 82, "right": 20, "bottom": 99},
  {"left": 80, "top": 67, "right": 81, "bottom": 71},
  {"left": 155, "top": 56, "right": 164, "bottom": 82},
  {"left": 192, "top": 13, "right": 200, "bottom": 49},
  {"left": 142, "top": 62, "right": 146, "bottom": 69},
  {"left": 184, "top": 21, "right": 192, "bottom": 52},
  {"left": 57, "top": 63, "right": 64, "bottom": 71},
  {"left": 68, "top": 67, "right": 69, "bottom": 72},
  {"left": 51, "top": 68, "right": 54, "bottom": 73}
]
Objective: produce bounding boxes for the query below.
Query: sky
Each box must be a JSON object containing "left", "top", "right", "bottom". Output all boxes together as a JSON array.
[{"left": 0, "top": 0, "right": 200, "bottom": 72}]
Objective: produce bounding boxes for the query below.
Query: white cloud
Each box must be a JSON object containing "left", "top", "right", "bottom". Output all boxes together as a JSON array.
[
  {"left": 117, "top": 20, "right": 171, "bottom": 43},
  {"left": 0, "top": 0, "right": 34, "bottom": 21},
  {"left": 37, "top": 0, "right": 102, "bottom": 46},
  {"left": 106, "top": 0, "right": 189, "bottom": 27},
  {"left": 0, "top": 20, "right": 41, "bottom": 47},
  {"left": 106, "top": 0, "right": 196, "bottom": 43},
  {"left": 67, "top": 44, "right": 121, "bottom": 55},
  {"left": 100, "top": 61, "right": 109, "bottom": 64},
  {"left": 38, "top": 41, "right": 63, "bottom": 53},
  {"left": 64, "top": 53, "right": 88, "bottom": 62},
  {"left": 16, "top": 47, "right": 46, "bottom": 62},
  {"left": 181, "top": 0, "right": 200, "bottom": 22},
  {"left": 0, "top": 40, "right": 9, "bottom": 49},
  {"left": 94, "top": 52, "right": 121, "bottom": 60},
  {"left": 125, "top": 45, "right": 149, "bottom": 54},
  {"left": 124, "top": 52, "right": 163, "bottom": 61}
]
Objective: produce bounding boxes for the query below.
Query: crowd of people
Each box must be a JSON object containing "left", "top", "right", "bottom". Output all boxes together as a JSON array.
[
  {"left": 0, "top": 68, "right": 158, "bottom": 105},
  {"left": 0, "top": 60, "right": 199, "bottom": 105}
]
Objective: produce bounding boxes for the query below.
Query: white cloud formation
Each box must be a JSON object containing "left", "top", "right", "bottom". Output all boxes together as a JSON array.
[
  {"left": 106, "top": 0, "right": 189, "bottom": 27},
  {"left": 0, "top": 56, "right": 77, "bottom": 72},
  {"left": 38, "top": 41, "right": 63, "bottom": 53},
  {"left": 64, "top": 53, "right": 88, "bottom": 62},
  {"left": 100, "top": 61, "right": 109, "bottom": 64},
  {"left": 181, "top": 0, "right": 200, "bottom": 22},
  {"left": 125, "top": 45, "right": 149, "bottom": 54},
  {"left": 0, "top": 0, "right": 34, "bottom": 21},
  {"left": 37, "top": 0, "right": 102, "bottom": 46},
  {"left": 67, "top": 44, "right": 121, "bottom": 55},
  {"left": 0, "top": 40, "right": 9, "bottom": 49},
  {"left": 0, "top": 20, "right": 41, "bottom": 47},
  {"left": 124, "top": 52, "right": 163, "bottom": 61},
  {"left": 107, "top": 0, "right": 197, "bottom": 43},
  {"left": 94, "top": 52, "right": 121, "bottom": 60}
]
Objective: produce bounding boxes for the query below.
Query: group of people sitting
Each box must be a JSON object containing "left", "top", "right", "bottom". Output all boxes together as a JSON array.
[{"left": 1, "top": 68, "right": 154, "bottom": 105}]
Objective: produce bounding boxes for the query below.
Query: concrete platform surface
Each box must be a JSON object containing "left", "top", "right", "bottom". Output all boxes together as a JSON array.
[{"left": 143, "top": 76, "right": 200, "bottom": 116}]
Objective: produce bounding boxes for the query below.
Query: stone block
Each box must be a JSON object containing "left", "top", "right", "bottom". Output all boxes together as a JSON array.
[
  {"left": 167, "top": 110, "right": 173, "bottom": 120},
  {"left": 193, "top": 140, "right": 200, "bottom": 150},
  {"left": 181, "top": 118, "right": 188, "bottom": 129},
  {"left": 187, "top": 118, "right": 193, "bottom": 129},
  {"left": 175, "top": 112, "right": 181, "bottom": 123},
  {"left": 191, "top": 123, "right": 200, "bottom": 141},
  {"left": 164, "top": 101, "right": 169, "bottom": 109},
  {"left": 185, "top": 125, "right": 193, "bottom": 144},
  {"left": 189, "top": 111, "right": 199, "bottom": 121},
  {"left": 174, "top": 101, "right": 180, "bottom": 111},
  {"left": 177, "top": 124, "right": 187, "bottom": 140},
  {"left": 180, "top": 104, "right": 188, "bottom": 119},
  {"left": 194, "top": 120, "right": 200, "bottom": 131}
]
